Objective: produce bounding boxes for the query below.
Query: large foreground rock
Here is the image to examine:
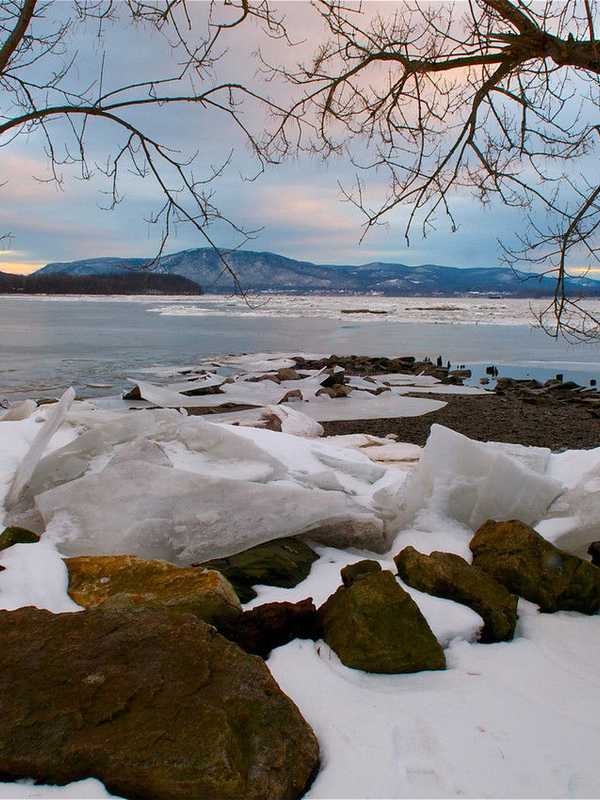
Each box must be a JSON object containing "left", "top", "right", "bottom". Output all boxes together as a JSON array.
[
  {"left": 471, "top": 519, "right": 600, "bottom": 614},
  {"left": 65, "top": 554, "right": 241, "bottom": 627},
  {"left": 0, "top": 607, "right": 319, "bottom": 800},
  {"left": 201, "top": 538, "right": 319, "bottom": 603},
  {"left": 394, "top": 546, "right": 518, "bottom": 642},
  {"left": 318, "top": 568, "right": 446, "bottom": 673}
]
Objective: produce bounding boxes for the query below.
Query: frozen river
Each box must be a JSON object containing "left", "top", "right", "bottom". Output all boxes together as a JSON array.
[{"left": 1, "top": 294, "right": 600, "bottom": 399}]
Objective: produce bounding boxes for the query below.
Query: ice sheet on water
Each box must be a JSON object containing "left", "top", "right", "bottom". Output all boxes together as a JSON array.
[
  {"left": 399, "top": 424, "right": 563, "bottom": 531},
  {"left": 37, "top": 460, "right": 385, "bottom": 562}
]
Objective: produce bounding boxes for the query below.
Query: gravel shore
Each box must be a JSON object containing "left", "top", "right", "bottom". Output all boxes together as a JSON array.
[{"left": 323, "top": 392, "right": 600, "bottom": 451}]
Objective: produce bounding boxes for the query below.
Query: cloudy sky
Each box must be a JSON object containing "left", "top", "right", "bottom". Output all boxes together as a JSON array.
[{"left": 0, "top": 1, "right": 584, "bottom": 275}]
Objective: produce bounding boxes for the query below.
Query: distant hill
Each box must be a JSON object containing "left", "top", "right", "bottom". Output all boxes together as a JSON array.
[
  {"left": 0, "top": 271, "right": 202, "bottom": 295},
  {"left": 36, "top": 248, "right": 600, "bottom": 297}
]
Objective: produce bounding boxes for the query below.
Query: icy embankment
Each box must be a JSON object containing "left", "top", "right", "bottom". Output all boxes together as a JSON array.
[{"left": 1, "top": 389, "right": 600, "bottom": 798}]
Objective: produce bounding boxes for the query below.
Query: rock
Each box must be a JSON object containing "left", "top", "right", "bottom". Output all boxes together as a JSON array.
[
  {"left": 65, "top": 555, "right": 241, "bottom": 627},
  {"left": 0, "top": 607, "right": 319, "bottom": 800},
  {"left": 320, "top": 368, "right": 346, "bottom": 387},
  {"left": 470, "top": 519, "right": 600, "bottom": 614},
  {"left": 588, "top": 541, "right": 600, "bottom": 567},
  {"left": 280, "top": 389, "right": 303, "bottom": 403},
  {"left": 394, "top": 546, "right": 518, "bottom": 643},
  {"left": 316, "top": 384, "right": 352, "bottom": 398},
  {"left": 318, "top": 569, "right": 446, "bottom": 673},
  {"left": 200, "top": 538, "right": 319, "bottom": 603},
  {"left": 277, "top": 368, "right": 303, "bottom": 381},
  {"left": 0, "top": 526, "right": 40, "bottom": 552},
  {"left": 221, "top": 598, "right": 321, "bottom": 658},
  {"left": 341, "top": 559, "right": 382, "bottom": 587},
  {"left": 304, "top": 516, "right": 387, "bottom": 553}
]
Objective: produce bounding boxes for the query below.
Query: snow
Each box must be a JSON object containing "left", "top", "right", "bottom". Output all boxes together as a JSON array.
[
  {"left": 0, "top": 542, "right": 81, "bottom": 614},
  {"left": 269, "top": 598, "right": 600, "bottom": 799},
  {"left": 0, "top": 779, "right": 122, "bottom": 799}
]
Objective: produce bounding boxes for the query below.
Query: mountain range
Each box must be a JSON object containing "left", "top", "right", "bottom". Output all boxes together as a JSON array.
[{"left": 36, "top": 248, "right": 600, "bottom": 297}]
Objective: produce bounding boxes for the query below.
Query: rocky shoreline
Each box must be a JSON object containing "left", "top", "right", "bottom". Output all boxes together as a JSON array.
[{"left": 1, "top": 351, "right": 599, "bottom": 799}]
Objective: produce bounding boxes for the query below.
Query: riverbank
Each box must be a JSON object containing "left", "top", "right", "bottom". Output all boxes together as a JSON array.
[{"left": 324, "top": 392, "right": 600, "bottom": 450}]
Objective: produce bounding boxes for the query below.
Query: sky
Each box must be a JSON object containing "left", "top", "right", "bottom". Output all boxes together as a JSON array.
[{"left": 0, "top": 1, "right": 595, "bottom": 275}]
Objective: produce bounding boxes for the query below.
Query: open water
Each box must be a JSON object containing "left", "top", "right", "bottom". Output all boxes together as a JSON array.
[{"left": 1, "top": 294, "right": 600, "bottom": 399}]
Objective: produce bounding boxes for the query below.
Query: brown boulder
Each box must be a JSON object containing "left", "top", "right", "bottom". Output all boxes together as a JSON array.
[
  {"left": 394, "top": 547, "right": 518, "bottom": 643},
  {"left": 221, "top": 598, "right": 321, "bottom": 658},
  {"left": 0, "top": 607, "right": 319, "bottom": 800},
  {"left": 470, "top": 519, "right": 600, "bottom": 614},
  {"left": 340, "top": 559, "right": 382, "bottom": 587},
  {"left": 318, "top": 569, "right": 446, "bottom": 673},
  {"left": 65, "top": 554, "right": 241, "bottom": 628}
]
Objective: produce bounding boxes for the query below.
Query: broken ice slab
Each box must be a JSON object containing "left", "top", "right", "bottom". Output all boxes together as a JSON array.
[
  {"left": 36, "top": 460, "right": 386, "bottom": 562},
  {"left": 400, "top": 424, "right": 563, "bottom": 531},
  {"left": 13, "top": 410, "right": 287, "bottom": 510},
  {"left": 4, "top": 387, "right": 76, "bottom": 510},
  {"left": 124, "top": 377, "right": 291, "bottom": 409},
  {"left": 288, "top": 394, "right": 447, "bottom": 422},
  {"left": 0, "top": 399, "right": 37, "bottom": 422}
]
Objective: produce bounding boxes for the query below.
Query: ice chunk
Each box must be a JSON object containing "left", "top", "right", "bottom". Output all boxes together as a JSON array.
[
  {"left": 108, "top": 438, "right": 172, "bottom": 468},
  {"left": 538, "top": 456, "right": 600, "bottom": 557},
  {"left": 4, "top": 387, "right": 76, "bottom": 509},
  {"left": 0, "top": 399, "right": 37, "bottom": 422},
  {"left": 261, "top": 404, "right": 324, "bottom": 438},
  {"left": 400, "top": 424, "right": 563, "bottom": 531},
  {"left": 36, "top": 461, "right": 385, "bottom": 562}
]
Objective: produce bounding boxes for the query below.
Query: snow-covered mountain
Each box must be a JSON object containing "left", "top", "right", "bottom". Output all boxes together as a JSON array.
[{"left": 37, "top": 248, "right": 600, "bottom": 297}]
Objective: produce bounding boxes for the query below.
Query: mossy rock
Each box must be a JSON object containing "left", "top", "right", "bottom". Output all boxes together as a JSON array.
[
  {"left": 470, "top": 519, "right": 600, "bottom": 614},
  {"left": 201, "top": 538, "right": 319, "bottom": 603},
  {"left": 0, "top": 526, "right": 39, "bottom": 552},
  {"left": 340, "top": 559, "right": 382, "bottom": 587},
  {"left": 394, "top": 546, "right": 518, "bottom": 643},
  {"left": 65, "top": 555, "right": 241, "bottom": 628},
  {"left": 318, "top": 569, "right": 446, "bottom": 674},
  {"left": 0, "top": 607, "right": 320, "bottom": 800}
]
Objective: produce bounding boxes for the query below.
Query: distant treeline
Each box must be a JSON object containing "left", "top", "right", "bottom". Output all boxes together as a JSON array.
[{"left": 0, "top": 271, "right": 202, "bottom": 295}]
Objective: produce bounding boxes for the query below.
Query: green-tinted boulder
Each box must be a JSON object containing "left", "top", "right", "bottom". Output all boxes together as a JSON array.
[
  {"left": 65, "top": 555, "right": 241, "bottom": 628},
  {"left": 340, "top": 559, "right": 382, "bottom": 587},
  {"left": 318, "top": 569, "right": 446, "bottom": 673},
  {"left": 200, "top": 538, "right": 319, "bottom": 603},
  {"left": 394, "top": 546, "right": 518, "bottom": 643},
  {"left": 0, "top": 607, "right": 319, "bottom": 800},
  {"left": 470, "top": 519, "right": 600, "bottom": 614},
  {"left": 0, "top": 526, "right": 39, "bottom": 552}
]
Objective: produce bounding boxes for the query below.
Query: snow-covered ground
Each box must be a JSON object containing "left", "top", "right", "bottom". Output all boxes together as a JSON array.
[{"left": 1, "top": 375, "right": 600, "bottom": 798}]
